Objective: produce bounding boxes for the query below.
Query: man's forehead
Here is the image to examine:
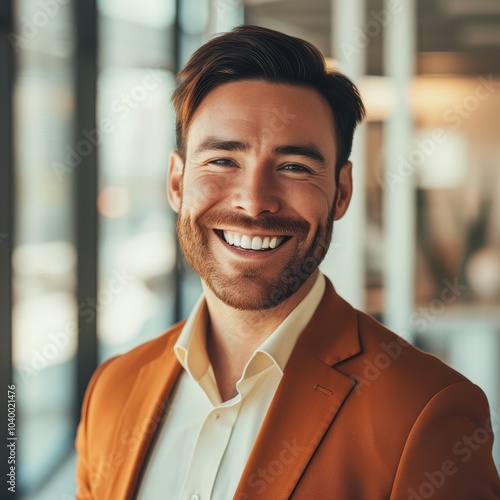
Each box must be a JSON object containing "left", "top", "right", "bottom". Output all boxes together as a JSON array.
[
  {"left": 189, "top": 80, "right": 333, "bottom": 121},
  {"left": 184, "top": 80, "right": 337, "bottom": 156}
]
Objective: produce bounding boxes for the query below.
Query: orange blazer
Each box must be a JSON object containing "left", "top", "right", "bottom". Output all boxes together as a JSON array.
[{"left": 75, "top": 279, "right": 500, "bottom": 499}]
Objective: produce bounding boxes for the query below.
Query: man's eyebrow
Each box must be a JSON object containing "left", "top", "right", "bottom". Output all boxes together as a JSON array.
[
  {"left": 193, "top": 137, "right": 327, "bottom": 167},
  {"left": 273, "top": 144, "right": 327, "bottom": 166},
  {"left": 193, "top": 137, "right": 249, "bottom": 155}
]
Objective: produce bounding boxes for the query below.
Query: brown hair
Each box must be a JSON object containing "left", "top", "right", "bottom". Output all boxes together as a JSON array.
[{"left": 172, "top": 25, "right": 365, "bottom": 179}]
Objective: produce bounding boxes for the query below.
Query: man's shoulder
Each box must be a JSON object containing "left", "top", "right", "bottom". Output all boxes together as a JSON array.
[
  {"left": 76, "top": 321, "right": 186, "bottom": 475},
  {"left": 319, "top": 279, "right": 469, "bottom": 393},
  {"left": 87, "top": 320, "right": 186, "bottom": 404},
  {"left": 350, "top": 308, "right": 470, "bottom": 398}
]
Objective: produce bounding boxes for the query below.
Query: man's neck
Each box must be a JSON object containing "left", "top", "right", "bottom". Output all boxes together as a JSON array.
[{"left": 203, "top": 270, "right": 319, "bottom": 402}]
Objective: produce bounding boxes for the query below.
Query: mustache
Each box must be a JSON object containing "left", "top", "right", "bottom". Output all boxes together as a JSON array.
[{"left": 198, "top": 209, "right": 310, "bottom": 235}]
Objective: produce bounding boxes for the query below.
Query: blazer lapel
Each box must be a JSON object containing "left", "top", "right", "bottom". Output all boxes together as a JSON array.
[
  {"left": 102, "top": 325, "right": 184, "bottom": 500},
  {"left": 234, "top": 280, "right": 361, "bottom": 499}
]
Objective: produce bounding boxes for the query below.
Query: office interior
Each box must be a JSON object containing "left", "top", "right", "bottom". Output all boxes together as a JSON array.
[{"left": 0, "top": 0, "right": 499, "bottom": 497}]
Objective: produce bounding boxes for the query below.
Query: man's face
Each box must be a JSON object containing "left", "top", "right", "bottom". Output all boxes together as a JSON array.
[{"left": 168, "top": 80, "right": 352, "bottom": 310}]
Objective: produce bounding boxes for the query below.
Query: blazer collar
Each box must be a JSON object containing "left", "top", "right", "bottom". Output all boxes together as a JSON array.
[
  {"left": 101, "top": 323, "right": 185, "bottom": 499},
  {"left": 234, "top": 278, "right": 362, "bottom": 499}
]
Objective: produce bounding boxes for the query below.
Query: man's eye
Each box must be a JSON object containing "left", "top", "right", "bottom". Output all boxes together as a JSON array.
[
  {"left": 209, "top": 158, "right": 235, "bottom": 167},
  {"left": 282, "top": 164, "right": 311, "bottom": 173}
]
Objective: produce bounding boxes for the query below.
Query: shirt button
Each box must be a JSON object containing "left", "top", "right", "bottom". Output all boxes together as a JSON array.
[
  {"left": 191, "top": 495, "right": 200, "bottom": 500},
  {"left": 215, "top": 412, "right": 220, "bottom": 419}
]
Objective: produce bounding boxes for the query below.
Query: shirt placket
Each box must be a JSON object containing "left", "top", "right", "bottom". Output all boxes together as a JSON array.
[{"left": 180, "top": 397, "right": 242, "bottom": 500}]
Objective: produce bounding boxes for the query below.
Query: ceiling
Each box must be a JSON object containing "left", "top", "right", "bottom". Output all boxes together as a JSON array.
[{"left": 244, "top": 0, "right": 500, "bottom": 75}]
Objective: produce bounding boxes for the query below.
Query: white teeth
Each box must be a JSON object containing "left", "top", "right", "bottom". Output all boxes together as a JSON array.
[
  {"left": 225, "top": 232, "right": 234, "bottom": 245},
  {"left": 241, "top": 235, "right": 252, "bottom": 249},
  {"left": 222, "top": 231, "right": 285, "bottom": 251},
  {"left": 251, "top": 237, "right": 262, "bottom": 250}
]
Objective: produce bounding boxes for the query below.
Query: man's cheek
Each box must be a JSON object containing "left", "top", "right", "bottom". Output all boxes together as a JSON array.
[
  {"left": 184, "top": 183, "right": 212, "bottom": 210},
  {"left": 184, "top": 179, "right": 226, "bottom": 209}
]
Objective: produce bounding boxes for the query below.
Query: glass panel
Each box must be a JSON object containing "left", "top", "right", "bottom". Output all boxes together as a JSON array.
[
  {"left": 12, "top": 0, "right": 76, "bottom": 493},
  {"left": 97, "top": 2, "right": 178, "bottom": 361}
]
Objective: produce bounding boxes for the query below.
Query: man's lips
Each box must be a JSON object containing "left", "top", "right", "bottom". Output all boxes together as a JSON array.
[{"left": 214, "top": 230, "right": 290, "bottom": 251}]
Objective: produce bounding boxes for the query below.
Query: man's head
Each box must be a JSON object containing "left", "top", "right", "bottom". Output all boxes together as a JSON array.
[{"left": 168, "top": 25, "right": 365, "bottom": 311}]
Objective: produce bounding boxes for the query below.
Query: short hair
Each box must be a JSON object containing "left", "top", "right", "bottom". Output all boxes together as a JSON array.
[{"left": 172, "top": 25, "right": 365, "bottom": 180}]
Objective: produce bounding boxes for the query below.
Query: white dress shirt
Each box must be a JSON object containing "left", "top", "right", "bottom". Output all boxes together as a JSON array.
[{"left": 137, "top": 273, "right": 325, "bottom": 500}]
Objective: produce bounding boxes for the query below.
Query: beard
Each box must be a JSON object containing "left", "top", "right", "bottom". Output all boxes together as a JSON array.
[{"left": 176, "top": 198, "right": 336, "bottom": 311}]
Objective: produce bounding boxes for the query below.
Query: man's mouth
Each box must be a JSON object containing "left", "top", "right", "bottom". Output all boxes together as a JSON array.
[{"left": 215, "top": 230, "right": 289, "bottom": 251}]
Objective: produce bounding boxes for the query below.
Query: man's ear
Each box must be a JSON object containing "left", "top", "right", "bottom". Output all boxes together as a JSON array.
[
  {"left": 333, "top": 161, "right": 353, "bottom": 220},
  {"left": 167, "top": 150, "right": 184, "bottom": 213}
]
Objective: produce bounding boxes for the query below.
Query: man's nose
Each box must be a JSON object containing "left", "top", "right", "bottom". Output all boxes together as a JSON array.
[{"left": 231, "top": 167, "right": 281, "bottom": 217}]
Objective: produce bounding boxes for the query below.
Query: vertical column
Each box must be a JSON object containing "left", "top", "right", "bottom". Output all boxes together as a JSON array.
[
  {"left": 75, "top": 0, "right": 99, "bottom": 413},
  {"left": 383, "top": 0, "right": 416, "bottom": 334},
  {"left": 323, "top": 0, "right": 366, "bottom": 309},
  {"left": 0, "top": 1, "right": 16, "bottom": 496}
]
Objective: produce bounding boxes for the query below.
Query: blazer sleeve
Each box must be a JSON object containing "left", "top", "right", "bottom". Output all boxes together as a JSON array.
[
  {"left": 389, "top": 381, "right": 500, "bottom": 499},
  {"left": 75, "top": 359, "right": 115, "bottom": 500}
]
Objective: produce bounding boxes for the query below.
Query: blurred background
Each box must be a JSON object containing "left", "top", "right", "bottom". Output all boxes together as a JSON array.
[{"left": 0, "top": 0, "right": 499, "bottom": 497}]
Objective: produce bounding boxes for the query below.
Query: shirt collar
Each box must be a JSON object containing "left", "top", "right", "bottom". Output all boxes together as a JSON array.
[
  {"left": 174, "top": 294, "right": 210, "bottom": 382},
  {"left": 174, "top": 273, "right": 326, "bottom": 381}
]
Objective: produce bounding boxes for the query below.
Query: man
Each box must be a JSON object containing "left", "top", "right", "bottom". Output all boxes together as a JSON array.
[{"left": 75, "top": 25, "right": 500, "bottom": 499}]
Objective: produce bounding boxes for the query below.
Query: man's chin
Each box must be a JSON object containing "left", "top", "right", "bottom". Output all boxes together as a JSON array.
[{"left": 204, "top": 273, "right": 307, "bottom": 311}]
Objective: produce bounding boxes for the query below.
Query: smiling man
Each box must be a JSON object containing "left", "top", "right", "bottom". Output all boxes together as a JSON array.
[{"left": 75, "top": 26, "right": 500, "bottom": 499}]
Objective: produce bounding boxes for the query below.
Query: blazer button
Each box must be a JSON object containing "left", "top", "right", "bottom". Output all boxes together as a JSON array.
[{"left": 191, "top": 495, "right": 200, "bottom": 500}]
